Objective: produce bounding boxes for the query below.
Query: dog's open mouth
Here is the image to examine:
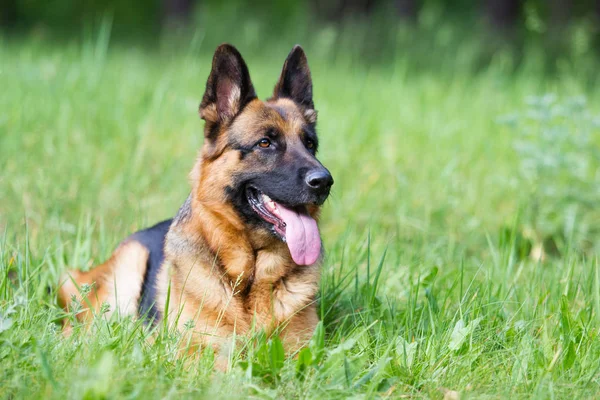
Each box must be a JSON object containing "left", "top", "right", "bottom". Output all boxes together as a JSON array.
[{"left": 246, "top": 187, "right": 321, "bottom": 266}]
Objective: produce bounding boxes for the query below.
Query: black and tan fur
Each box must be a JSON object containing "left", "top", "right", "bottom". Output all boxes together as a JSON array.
[{"left": 58, "top": 44, "right": 333, "bottom": 367}]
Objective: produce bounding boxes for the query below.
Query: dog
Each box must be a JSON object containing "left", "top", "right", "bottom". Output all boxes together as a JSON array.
[{"left": 57, "top": 44, "right": 333, "bottom": 366}]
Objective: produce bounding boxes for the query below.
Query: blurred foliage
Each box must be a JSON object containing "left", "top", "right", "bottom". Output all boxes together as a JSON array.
[
  {"left": 2, "top": 0, "right": 600, "bottom": 72},
  {"left": 500, "top": 95, "right": 600, "bottom": 254},
  {"left": 3, "top": 0, "right": 160, "bottom": 34},
  {"left": 1, "top": 7, "right": 600, "bottom": 396}
]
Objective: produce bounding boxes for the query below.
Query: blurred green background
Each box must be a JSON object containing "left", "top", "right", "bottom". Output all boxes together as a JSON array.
[
  {"left": 2, "top": 0, "right": 600, "bottom": 255},
  {"left": 2, "top": 0, "right": 600, "bottom": 70},
  {"left": 1, "top": 1, "right": 600, "bottom": 398}
]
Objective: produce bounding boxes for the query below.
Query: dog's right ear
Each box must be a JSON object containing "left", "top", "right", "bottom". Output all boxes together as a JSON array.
[
  {"left": 272, "top": 45, "right": 316, "bottom": 124},
  {"left": 199, "top": 44, "right": 256, "bottom": 130}
]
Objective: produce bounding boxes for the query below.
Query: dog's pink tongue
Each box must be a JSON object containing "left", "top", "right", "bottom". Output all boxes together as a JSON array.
[{"left": 276, "top": 203, "right": 321, "bottom": 266}]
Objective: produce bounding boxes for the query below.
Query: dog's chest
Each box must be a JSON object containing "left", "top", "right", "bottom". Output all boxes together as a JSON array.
[
  {"left": 253, "top": 247, "right": 291, "bottom": 283},
  {"left": 246, "top": 248, "right": 320, "bottom": 324}
]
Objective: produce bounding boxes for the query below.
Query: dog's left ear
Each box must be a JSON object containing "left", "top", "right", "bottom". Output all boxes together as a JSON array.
[{"left": 273, "top": 45, "right": 316, "bottom": 124}]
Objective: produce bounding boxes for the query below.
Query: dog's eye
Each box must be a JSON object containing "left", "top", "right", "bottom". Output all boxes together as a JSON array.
[
  {"left": 258, "top": 138, "right": 271, "bottom": 148},
  {"left": 306, "top": 139, "right": 315, "bottom": 150}
]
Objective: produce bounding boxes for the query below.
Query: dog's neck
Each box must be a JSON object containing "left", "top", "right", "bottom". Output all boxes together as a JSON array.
[
  {"left": 170, "top": 188, "right": 294, "bottom": 286},
  {"left": 165, "top": 191, "right": 320, "bottom": 328}
]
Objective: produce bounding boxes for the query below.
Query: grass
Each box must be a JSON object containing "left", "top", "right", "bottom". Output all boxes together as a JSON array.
[{"left": 1, "top": 19, "right": 600, "bottom": 399}]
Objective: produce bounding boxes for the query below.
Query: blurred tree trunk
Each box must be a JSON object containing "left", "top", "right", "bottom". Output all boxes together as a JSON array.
[
  {"left": 163, "top": 0, "right": 193, "bottom": 28},
  {"left": 485, "top": 0, "right": 521, "bottom": 30},
  {"left": 341, "top": 0, "right": 376, "bottom": 16},
  {"left": 394, "top": 0, "right": 418, "bottom": 20},
  {"left": 0, "top": 0, "right": 18, "bottom": 28},
  {"left": 312, "top": 0, "right": 375, "bottom": 21},
  {"left": 547, "top": 0, "right": 571, "bottom": 57},
  {"left": 550, "top": 0, "right": 571, "bottom": 26},
  {"left": 313, "top": 0, "right": 420, "bottom": 21}
]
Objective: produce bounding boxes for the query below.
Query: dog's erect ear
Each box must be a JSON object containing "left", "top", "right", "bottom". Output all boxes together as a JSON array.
[
  {"left": 273, "top": 45, "right": 316, "bottom": 123},
  {"left": 200, "top": 44, "right": 257, "bottom": 126}
]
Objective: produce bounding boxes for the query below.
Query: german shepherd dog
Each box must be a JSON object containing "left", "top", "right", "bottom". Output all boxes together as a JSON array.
[{"left": 57, "top": 44, "right": 333, "bottom": 366}]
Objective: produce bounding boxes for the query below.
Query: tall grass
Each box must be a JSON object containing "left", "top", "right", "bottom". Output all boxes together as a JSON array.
[{"left": 1, "top": 14, "right": 599, "bottom": 398}]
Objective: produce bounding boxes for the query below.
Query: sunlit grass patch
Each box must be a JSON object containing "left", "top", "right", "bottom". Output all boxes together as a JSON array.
[{"left": 1, "top": 25, "right": 599, "bottom": 398}]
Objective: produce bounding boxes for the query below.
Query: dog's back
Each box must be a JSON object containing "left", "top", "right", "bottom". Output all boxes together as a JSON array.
[{"left": 57, "top": 219, "right": 171, "bottom": 331}]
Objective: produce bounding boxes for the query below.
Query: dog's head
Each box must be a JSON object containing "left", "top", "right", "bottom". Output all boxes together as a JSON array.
[{"left": 194, "top": 44, "right": 332, "bottom": 266}]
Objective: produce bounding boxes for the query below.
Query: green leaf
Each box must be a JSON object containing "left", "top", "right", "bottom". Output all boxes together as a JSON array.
[
  {"left": 449, "top": 319, "right": 467, "bottom": 351},
  {"left": 559, "top": 295, "right": 572, "bottom": 340},
  {"left": 310, "top": 321, "right": 325, "bottom": 365},
  {"left": 0, "top": 316, "right": 14, "bottom": 334},
  {"left": 395, "top": 337, "right": 418, "bottom": 369},
  {"left": 563, "top": 340, "right": 576, "bottom": 370},
  {"left": 295, "top": 347, "right": 313, "bottom": 377},
  {"left": 449, "top": 317, "right": 482, "bottom": 351},
  {"left": 422, "top": 266, "right": 439, "bottom": 287},
  {"left": 352, "top": 357, "right": 390, "bottom": 390},
  {"left": 0, "top": 306, "right": 17, "bottom": 334},
  {"left": 328, "top": 338, "right": 357, "bottom": 356},
  {"left": 268, "top": 337, "right": 285, "bottom": 376},
  {"left": 344, "top": 356, "right": 352, "bottom": 387}
]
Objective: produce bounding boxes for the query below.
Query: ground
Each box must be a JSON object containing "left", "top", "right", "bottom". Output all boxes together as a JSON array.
[{"left": 0, "top": 24, "right": 599, "bottom": 399}]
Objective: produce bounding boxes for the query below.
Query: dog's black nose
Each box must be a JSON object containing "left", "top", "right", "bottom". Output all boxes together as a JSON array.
[{"left": 305, "top": 169, "right": 334, "bottom": 192}]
